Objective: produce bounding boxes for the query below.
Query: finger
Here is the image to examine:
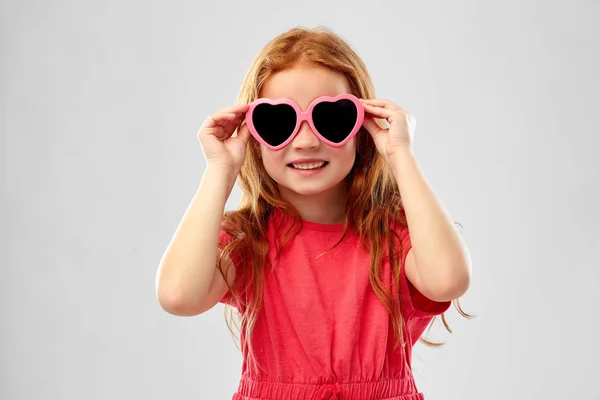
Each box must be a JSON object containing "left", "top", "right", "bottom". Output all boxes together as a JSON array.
[
  {"left": 236, "top": 122, "right": 251, "bottom": 146},
  {"left": 204, "top": 118, "right": 237, "bottom": 139},
  {"left": 362, "top": 116, "right": 384, "bottom": 137},
  {"left": 218, "top": 104, "right": 250, "bottom": 123},
  {"left": 361, "top": 98, "right": 402, "bottom": 110},
  {"left": 206, "top": 125, "right": 229, "bottom": 140},
  {"left": 205, "top": 112, "right": 238, "bottom": 129},
  {"left": 362, "top": 117, "right": 388, "bottom": 151},
  {"left": 362, "top": 102, "right": 396, "bottom": 119},
  {"left": 221, "top": 103, "right": 249, "bottom": 115},
  {"left": 223, "top": 114, "right": 244, "bottom": 134},
  {"left": 199, "top": 105, "right": 249, "bottom": 138}
]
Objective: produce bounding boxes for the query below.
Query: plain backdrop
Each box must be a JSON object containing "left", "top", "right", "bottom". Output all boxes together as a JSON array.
[{"left": 2, "top": 0, "right": 599, "bottom": 399}]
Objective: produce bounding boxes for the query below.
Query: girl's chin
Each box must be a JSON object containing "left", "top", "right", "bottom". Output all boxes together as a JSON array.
[{"left": 277, "top": 180, "right": 345, "bottom": 198}]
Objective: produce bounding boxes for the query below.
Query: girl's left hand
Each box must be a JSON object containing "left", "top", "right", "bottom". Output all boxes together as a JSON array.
[{"left": 360, "top": 98, "right": 416, "bottom": 164}]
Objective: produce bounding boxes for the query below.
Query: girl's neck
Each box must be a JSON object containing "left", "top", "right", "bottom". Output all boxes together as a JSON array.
[{"left": 279, "top": 185, "right": 347, "bottom": 225}]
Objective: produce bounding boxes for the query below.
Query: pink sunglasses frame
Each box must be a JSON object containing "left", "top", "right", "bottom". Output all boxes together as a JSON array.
[{"left": 245, "top": 93, "right": 365, "bottom": 151}]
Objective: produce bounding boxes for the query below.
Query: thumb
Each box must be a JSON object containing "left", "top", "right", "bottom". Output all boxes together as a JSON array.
[
  {"left": 362, "top": 116, "right": 381, "bottom": 137},
  {"left": 236, "top": 122, "right": 251, "bottom": 146},
  {"left": 362, "top": 116, "right": 386, "bottom": 145}
]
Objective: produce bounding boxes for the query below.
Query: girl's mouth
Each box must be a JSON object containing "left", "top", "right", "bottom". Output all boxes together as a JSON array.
[
  {"left": 288, "top": 161, "right": 329, "bottom": 170},
  {"left": 287, "top": 161, "right": 329, "bottom": 175}
]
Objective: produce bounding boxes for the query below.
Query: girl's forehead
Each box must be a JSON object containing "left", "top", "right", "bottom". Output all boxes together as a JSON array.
[{"left": 259, "top": 67, "right": 351, "bottom": 105}]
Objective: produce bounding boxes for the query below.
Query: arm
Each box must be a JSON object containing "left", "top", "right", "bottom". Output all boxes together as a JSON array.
[
  {"left": 155, "top": 165, "right": 237, "bottom": 316},
  {"left": 391, "top": 149, "right": 472, "bottom": 302}
]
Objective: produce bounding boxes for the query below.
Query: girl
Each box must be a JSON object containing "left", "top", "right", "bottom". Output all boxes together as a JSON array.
[{"left": 157, "top": 26, "right": 472, "bottom": 400}]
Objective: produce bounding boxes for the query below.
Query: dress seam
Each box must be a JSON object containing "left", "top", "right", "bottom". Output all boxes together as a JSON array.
[{"left": 240, "top": 376, "right": 415, "bottom": 384}]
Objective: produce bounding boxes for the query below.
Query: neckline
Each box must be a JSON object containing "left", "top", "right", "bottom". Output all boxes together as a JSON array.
[
  {"left": 300, "top": 219, "right": 345, "bottom": 232},
  {"left": 271, "top": 208, "right": 346, "bottom": 232}
]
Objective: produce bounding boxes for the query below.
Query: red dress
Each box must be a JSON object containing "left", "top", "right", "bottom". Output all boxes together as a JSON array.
[{"left": 219, "top": 209, "right": 451, "bottom": 400}]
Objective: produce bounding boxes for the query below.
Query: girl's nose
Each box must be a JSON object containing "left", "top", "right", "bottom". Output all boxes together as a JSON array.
[{"left": 291, "top": 120, "right": 320, "bottom": 149}]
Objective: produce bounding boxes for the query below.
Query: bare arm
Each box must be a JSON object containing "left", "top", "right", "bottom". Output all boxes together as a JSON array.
[
  {"left": 391, "top": 149, "right": 471, "bottom": 302},
  {"left": 155, "top": 165, "right": 237, "bottom": 316}
]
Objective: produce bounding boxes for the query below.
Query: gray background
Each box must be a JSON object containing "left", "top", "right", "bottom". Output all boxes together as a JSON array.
[{"left": 2, "top": 0, "right": 599, "bottom": 399}]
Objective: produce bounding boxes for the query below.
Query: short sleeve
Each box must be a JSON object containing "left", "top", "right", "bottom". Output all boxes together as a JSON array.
[
  {"left": 395, "top": 219, "right": 452, "bottom": 320},
  {"left": 217, "top": 229, "right": 244, "bottom": 308}
]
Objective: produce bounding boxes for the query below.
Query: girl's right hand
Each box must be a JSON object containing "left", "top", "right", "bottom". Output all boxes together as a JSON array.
[{"left": 197, "top": 104, "right": 251, "bottom": 174}]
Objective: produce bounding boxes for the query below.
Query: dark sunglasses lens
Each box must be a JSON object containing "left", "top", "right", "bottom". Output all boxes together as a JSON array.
[
  {"left": 252, "top": 103, "right": 297, "bottom": 147},
  {"left": 312, "top": 99, "right": 358, "bottom": 144}
]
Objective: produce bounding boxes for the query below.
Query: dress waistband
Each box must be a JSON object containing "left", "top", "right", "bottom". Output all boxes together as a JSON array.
[{"left": 233, "top": 376, "right": 424, "bottom": 400}]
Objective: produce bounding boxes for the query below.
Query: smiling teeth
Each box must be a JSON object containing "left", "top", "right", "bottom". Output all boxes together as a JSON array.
[{"left": 291, "top": 161, "right": 326, "bottom": 170}]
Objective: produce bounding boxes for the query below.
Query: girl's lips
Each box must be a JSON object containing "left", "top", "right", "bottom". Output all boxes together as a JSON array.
[
  {"left": 287, "top": 160, "right": 329, "bottom": 167},
  {"left": 287, "top": 158, "right": 328, "bottom": 164},
  {"left": 287, "top": 161, "right": 329, "bottom": 175}
]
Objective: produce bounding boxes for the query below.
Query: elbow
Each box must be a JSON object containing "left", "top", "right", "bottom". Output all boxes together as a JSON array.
[
  {"left": 438, "top": 274, "right": 470, "bottom": 302},
  {"left": 156, "top": 264, "right": 208, "bottom": 316},
  {"left": 156, "top": 279, "right": 207, "bottom": 316},
  {"left": 156, "top": 289, "right": 206, "bottom": 317},
  {"left": 156, "top": 270, "right": 180, "bottom": 314},
  {"left": 422, "top": 262, "right": 472, "bottom": 302},
  {"left": 156, "top": 285, "right": 182, "bottom": 315}
]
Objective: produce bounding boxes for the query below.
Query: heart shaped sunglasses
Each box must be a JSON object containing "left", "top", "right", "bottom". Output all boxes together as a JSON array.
[{"left": 245, "top": 93, "right": 365, "bottom": 151}]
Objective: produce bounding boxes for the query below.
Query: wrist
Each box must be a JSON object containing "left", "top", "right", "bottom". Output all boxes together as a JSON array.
[
  {"left": 205, "top": 164, "right": 239, "bottom": 188},
  {"left": 389, "top": 148, "right": 417, "bottom": 172}
]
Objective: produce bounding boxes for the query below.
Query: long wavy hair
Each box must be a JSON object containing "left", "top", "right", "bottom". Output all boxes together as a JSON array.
[{"left": 217, "top": 26, "right": 472, "bottom": 373}]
